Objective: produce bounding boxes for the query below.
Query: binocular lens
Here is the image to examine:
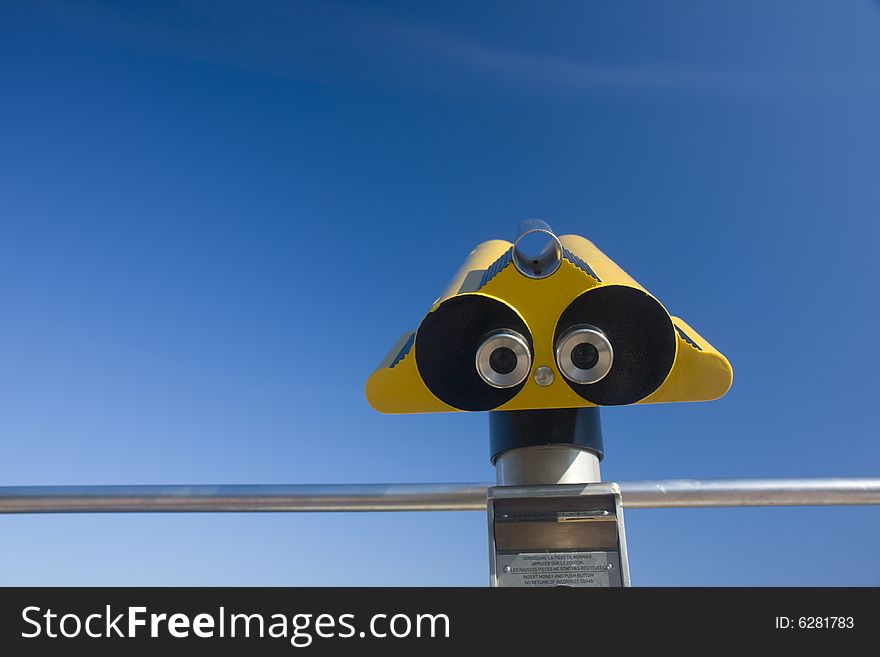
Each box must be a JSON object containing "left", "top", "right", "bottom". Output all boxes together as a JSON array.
[
  {"left": 555, "top": 325, "right": 613, "bottom": 385},
  {"left": 476, "top": 330, "right": 532, "bottom": 388},
  {"left": 571, "top": 342, "right": 600, "bottom": 370},
  {"left": 488, "top": 347, "right": 518, "bottom": 375}
]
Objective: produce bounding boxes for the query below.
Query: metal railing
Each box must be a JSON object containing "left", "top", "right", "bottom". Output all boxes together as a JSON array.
[{"left": 1, "top": 478, "right": 879, "bottom": 514}]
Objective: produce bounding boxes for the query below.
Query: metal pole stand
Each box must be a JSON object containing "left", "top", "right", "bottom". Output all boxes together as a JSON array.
[{"left": 487, "top": 408, "right": 631, "bottom": 587}]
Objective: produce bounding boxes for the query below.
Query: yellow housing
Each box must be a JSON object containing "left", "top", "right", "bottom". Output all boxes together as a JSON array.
[{"left": 366, "top": 233, "right": 732, "bottom": 414}]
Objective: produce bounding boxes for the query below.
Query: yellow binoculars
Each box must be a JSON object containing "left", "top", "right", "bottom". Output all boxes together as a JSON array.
[{"left": 367, "top": 220, "right": 732, "bottom": 413}]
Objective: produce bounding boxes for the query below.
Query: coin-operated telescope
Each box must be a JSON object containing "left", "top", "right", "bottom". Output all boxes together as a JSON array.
[{"left": 366, "top": 220, "right": 732, "bottom": 586}]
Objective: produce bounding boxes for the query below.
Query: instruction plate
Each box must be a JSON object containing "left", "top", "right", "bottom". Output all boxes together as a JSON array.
[{"left": 495, "top": 551, "right": 621, "bottom": 587}]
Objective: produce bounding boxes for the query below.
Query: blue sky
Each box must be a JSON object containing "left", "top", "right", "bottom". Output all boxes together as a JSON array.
[{"left": 1, "top": 1, "right": 878, "bottom": 585}]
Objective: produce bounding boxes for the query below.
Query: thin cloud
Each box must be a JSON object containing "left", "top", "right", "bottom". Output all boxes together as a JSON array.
[
  {"left": 374, "top": 20, "right": 859, "bottom": 97},
  {"left": 20, "top": 1, "right": 871, "bottom": 97}
]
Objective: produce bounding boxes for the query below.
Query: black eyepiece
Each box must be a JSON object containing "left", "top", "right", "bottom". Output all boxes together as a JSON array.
[
  {"left": 571, "top": 342, "right": 600, "bottom": 370},
  {"left": 489, "top": 347, "right": 518, "bottom": 375},
  {"left": 555, "top": 324, "right": 613, "bottom": 385},
  {"left": 475, "top": 328, "right": 532, "bottom": 389}
]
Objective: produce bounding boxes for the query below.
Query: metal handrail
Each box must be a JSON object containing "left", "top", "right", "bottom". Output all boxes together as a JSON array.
[{"left": 1, "top": 478, "right": 878, "bottom": 514}]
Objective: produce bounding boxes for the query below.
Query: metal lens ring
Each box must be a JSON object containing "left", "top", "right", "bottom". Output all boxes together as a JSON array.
[
  {"left": 555, "top": 324, "right": 613, "bottom": 385},
  {"left": 475, "top": 329, "right": 532, "bottom": 389}
]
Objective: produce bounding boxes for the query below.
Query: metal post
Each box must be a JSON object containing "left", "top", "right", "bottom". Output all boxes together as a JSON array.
[
  {"left": 487, "top": 407, "right": 630, "bottom": 587},
  {"left": 494, "top": 445, "right": 600, "bottom": 486},
  {"left": 489, "top": 408, "right": 604, "bottom": 486}
]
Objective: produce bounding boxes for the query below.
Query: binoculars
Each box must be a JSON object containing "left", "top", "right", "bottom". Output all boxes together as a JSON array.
[
  {"left": 367, "top": 220, "right": 732, "bottom": 414},
  {"left": 367, "top": 220, "right": 732, "bottom": 587}
]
